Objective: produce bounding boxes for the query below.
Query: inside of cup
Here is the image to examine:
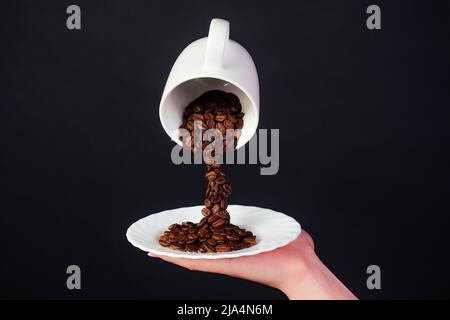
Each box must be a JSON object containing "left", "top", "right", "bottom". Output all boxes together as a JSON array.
[{"left": 160, "top": 77, "right": 258, "bottom": 149}]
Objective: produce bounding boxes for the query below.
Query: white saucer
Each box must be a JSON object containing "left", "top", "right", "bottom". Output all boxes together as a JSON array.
[{"left": 126, "top": 205, "right": 301, "bottom": 259}]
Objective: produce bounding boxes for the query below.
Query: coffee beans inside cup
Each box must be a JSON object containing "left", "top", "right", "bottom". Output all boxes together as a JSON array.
[{"left": 158, "top": 90, "right": 257, "bottom": 253}]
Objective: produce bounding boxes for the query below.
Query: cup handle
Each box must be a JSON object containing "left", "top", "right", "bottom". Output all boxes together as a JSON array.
[{"left": 204, "top": 18, "right": 230, "bottom": 70}]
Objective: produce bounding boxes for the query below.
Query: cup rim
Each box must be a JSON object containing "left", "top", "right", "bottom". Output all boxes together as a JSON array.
[{"left": 159, "top": 75, "right": 259, "bottom": 149}]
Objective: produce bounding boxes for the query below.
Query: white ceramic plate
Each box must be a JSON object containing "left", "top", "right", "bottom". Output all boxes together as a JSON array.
[{"left": 126, "top": 205, "right": 301, "bottom": 259}]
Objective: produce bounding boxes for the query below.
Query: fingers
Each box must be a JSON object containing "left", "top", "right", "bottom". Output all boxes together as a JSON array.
[{"left": 150, "top": 253, "right": 233, "bottom": 275}]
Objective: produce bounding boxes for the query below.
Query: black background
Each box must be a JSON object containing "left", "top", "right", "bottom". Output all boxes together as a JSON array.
[{"left": 1, "top": 0, "right": 449, "bottom": 299}]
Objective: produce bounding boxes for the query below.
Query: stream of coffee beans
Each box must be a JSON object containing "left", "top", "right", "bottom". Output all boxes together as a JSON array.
[{"left": 158, "top": 90, "right": 256, "bottom": 253}]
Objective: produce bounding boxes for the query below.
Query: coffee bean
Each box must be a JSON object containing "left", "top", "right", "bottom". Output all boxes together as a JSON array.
[
  {"left": 215, "top": 114, "right": 226, "bottom": 122},
  {"left": 198, "top": 228, "right": 209, "bottom": 238},
  {"left": 214, "top": 123, "right": 224, "bottom": 135},
  {"left": 186, "top": 120, "right": 194, "bottom": 130},
  {"left": 222, "top": 184, "right": 232, "bottom": 194},
  {"left": 231, "top": 243, "right": 245, "bottom": 250},
  {"left": 186, "top": 233, "right": 198, "bottom": 241},
  {"left": 243, "top": 236, "right": 257, "bottom": 245},
  {"left": 215, "top": 177, "right": 226, "bottom": 185},
  {"left": 201, "top": 207, "right": 211, "bottom": 217},
  {"left": 204, "top": 242, "right": 216, "bottom": 252},
  {"left": 182, "top": 221, "right": 195, "bottom": 228},
  {"left": 212, "top": 218, "right": 227, "bottom": 229},
  {"left": 197, "top": 217, "right": 207, "bottom": 228},
  {"left": 177, "top": 234, "right": 187, "bottom": 245},
  {"left": 211, "top": 204, "right": 221, "bottom": 214},
  {"left": 223, "top": 119, "right": 234, "bottom": 129},
  {"left": 204, "top": 198, "right": 212, "bottom": 208},
  {"left": 215, "top": 243, "right": 231, "bottom": 252},
  {"left": 227, "top": 114, "right": 237, "bottom": 123},
  {"left": 212, "top": 229, "right": 226, "bottom": 236},
  {"left": 193, "top": 105, "right": 203, "bottom": 113},
  {"left": 212, "top": 234, "right": 226, "bottom": 242},
  {"left": 216, "top": 170, "right": 226, "bottom": 177},
  {"left": 159, "top": 240, "right": 169, "bottom": 247},
  {"left": 204, "top": 111, "right": 214, "bottom": 120},
  {"left": 220, "top": 199, "right": 228, "bottom": 209},
  {"left": 211, "top": 194, "right": 221, "bottom": 204},
  {"left": 187, "top": 233, "right": 197, "bottom": 241},
  {"left": 207, "top": 214, "right": 219, "bottom": 223},
  {"left": 211, "top": 184, "right": 219, "bottom": 193},
  {"left": 170, "top": 243, "right": 184, "bottom": 250},
  {"left": 205, "top": 171, "right": 217, "bottom": 181},
  {"left": 226, "top": 233, "right": 241, "bottom": 242},
  {"left": 217, "top": 210, "right": 230, "bottom": 219}
]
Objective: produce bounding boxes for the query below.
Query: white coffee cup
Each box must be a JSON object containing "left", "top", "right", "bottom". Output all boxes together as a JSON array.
[{"left": 159, "top": 18, "right": 260, "bottom": 149}]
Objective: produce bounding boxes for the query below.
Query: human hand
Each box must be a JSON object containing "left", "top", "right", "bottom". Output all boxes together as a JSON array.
[{"left": 149, "top": 230, "right": 357, "bottom": 300}]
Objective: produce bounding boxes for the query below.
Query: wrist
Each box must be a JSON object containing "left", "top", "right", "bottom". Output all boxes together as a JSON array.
[
  {"left": 279, "top": 248, "right": 357, "bottom": 300},
  {"left": 277, "top": 245, "right": 316, "bottom": 299}
]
